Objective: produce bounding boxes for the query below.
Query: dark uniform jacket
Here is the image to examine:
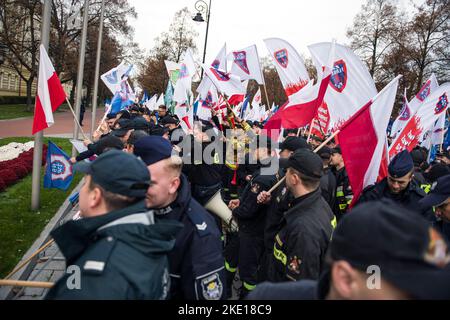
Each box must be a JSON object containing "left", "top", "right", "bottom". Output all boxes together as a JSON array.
[
  {"left": 333, "top": 166, "right": 353, "bottom": 220},
  {"left": 320, "top": 167, "right": 337, "bottom": 210},
  {"left": 152, "top": 174, "right": 226, "bottom": 300},
  {"left": 45, "top": 201, "right": 181, "bottom": 300},
  {"left": 268, "top": 189, "right": 335, "bottom": 282},
  {"left": 248, "top": 269, "right": 331, "bottom": 300},
  {"left": 232, "top": 158, "right": 279, "bottom": 236},
  {"left": 357, "top": 178, "right": 433, "bottom": 217}
]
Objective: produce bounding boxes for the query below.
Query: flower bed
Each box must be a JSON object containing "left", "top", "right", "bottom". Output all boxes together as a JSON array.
[{"left": 0, "top": 142, "right": 48, "bottom": 191}]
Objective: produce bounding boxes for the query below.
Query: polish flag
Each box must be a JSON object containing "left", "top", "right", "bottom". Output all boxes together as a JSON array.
[
  {"left": 390, "top": 74, "right": 439, "bottom": 139},
  {"left": 32, "top": 45, "right": 67, "bottom": 135},
  {"left": 337, "top": 76, "right": 401, "bottom": 206},
  {"left": 389, "top": 82, "right": 450, "bottom": 159}
]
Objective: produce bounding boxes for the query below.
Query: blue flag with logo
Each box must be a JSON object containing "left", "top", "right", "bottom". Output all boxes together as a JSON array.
[{"left": 44, "top": 141, "right": 74, "bottom": 191}]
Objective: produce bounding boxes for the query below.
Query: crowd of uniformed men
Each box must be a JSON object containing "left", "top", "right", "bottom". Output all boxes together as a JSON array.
[{"left": 45, "top": 103, "right": 450, "bottom": 300}]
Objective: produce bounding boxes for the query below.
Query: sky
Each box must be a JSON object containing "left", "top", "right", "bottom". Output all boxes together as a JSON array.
[{"left": 129, "top": 0, "right": 417, "bottom": 64}]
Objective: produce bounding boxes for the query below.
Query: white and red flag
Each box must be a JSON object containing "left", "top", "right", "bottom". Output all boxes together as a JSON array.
[
  {"left": 279, "top": 41, "right": 336, "bottom": 129},
  {"left": 173, "top": 49, "right": 197, "bottom": 104},
  {"left": 310, "top": 102, "right": 331, "bottom": 139},
  {"left": 308, "top": 42, "right": 378, "bottom": 131},
  {"left": 202, "top": 64, "right": 246, "bottom": 98},
  {"left": 390, "top": 74, "right": 439, "bottom": 139},
  {"left": 32, "top": 45, "right": 67, "bottom": 135},
  {"left": 229, "top": 44, "right": 264, "bottom": 85},
  {"left": 264, "top": 38, "right": 310, "bottom": 97},
  {"left": 174, "top": 102, "right": 193, "bottom": 133},
  {"left": 338, "top": 76, "right": 401, "bottom": 206},
  {"left": 197, "top": 86, "right": 219, "bottom": 121},
  {"left": 389, "top": 82, "right": 450, "bottom": 159},
  {"left": 197, "top": 44, "right": 227, "bottom": 100}
]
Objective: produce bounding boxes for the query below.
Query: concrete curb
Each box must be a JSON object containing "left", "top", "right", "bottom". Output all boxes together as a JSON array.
[{"left": 0, "top": 179, "right": 84, "bottom": 300}]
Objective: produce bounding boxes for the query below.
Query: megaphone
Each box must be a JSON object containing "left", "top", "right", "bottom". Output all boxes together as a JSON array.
[{"left": 204, "top": 190, "right": 239, "bottom": 232}]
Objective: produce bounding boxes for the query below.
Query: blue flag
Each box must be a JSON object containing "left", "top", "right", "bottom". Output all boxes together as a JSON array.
[
  {"left": 164, "top": 81, "right": 174, "bottom": 107},
  {"left": 443, "top": 117, "right": 450, "bottom": 151},
  {"left": 44, "top": 141, "right": 74, "bottom": 191},
  {"left": 140, "top": 91, "right": 149, "bottom": 104},
  {"left": 240, "top": 95, "right": 251, "bottom": 119}
]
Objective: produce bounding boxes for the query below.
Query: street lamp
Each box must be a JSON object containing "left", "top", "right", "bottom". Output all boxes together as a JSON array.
[{"left": 193, "top": 0, "right": 211, "bottom": 78}]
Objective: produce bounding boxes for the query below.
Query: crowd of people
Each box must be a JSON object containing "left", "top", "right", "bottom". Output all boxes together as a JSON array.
[{"left": 46, "top": 102, "right": 450, "bottom": 300}]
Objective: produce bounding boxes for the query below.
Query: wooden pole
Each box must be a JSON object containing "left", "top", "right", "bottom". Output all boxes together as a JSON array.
[
  {"left": 267, "top": 130, "right": 340, "bottom": 194},
  {"left": 0, "top": 279, "right": 54, "bottom": 289},
  {"left": 5, "top": 239, "right": 54, "bottom": 280},
  {"left": 66, "top": 97, "right": 88, "bottom": 140},
  {"left": 306, "top": 119, "right": 315, "bottom": 143},
  {"left": 262, "top": 84, "right": 271, "bottom": 111}
]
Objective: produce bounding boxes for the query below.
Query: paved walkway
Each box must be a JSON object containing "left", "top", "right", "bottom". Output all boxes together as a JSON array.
[{"left": 0, "top": 109, "right": 104, "bottom": 138}]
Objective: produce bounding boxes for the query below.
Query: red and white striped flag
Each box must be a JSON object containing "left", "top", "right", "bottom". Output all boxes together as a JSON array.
[
  {"left": 338, "top": 76, "right": 401, "bottom": 206},
  {"left": 389, "top": 82, "right": 450, "bottom": 159},
  {"left": 32, "top": 45, "right": 67, "bottom": 135}
]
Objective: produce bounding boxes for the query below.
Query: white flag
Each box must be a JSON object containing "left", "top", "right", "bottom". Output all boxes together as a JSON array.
[
  {"left": 229, "top": 45, "right": 264, "bottom": 84},
  {"left": 308, "top": 42, "right": 377, "bottom": 131},
  {"left": 197, "top": 44, "right": 227, "bottom": 100},
  {"left": 264, "top": 38, "right": 310, "bottom": 97},
  {"left": 391, "top": 74, "right": 439, "bottom": 139},
  {"left": 390, "top": 83, "right": 450, "bottom": 159},
  {"left": 202, "top": 65, "right": 245, "bottom": 97},
  {"left": 101, "top": 62, "right": 133, "bottom": 94}
]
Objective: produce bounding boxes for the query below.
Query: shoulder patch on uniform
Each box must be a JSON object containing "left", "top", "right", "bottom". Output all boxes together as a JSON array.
[
  {"left": 83, "top": 260, "right": 105, "bottom": 272},
  {"left": 186, "top": 203, "right": 211, "bottom": 237},
  {"left": 201, "top": 273, "right": 223, "bottom": 300},
  {"left": 287, "top": 256, "right": 302, "bottom": 275},
  {"left": 251, "top": 183, "right": 261, "bottom": 194}
]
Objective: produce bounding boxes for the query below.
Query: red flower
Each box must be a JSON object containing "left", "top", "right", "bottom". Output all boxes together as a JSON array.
[
  {"left": 0, "top": 169, "right": 19, "bottom": 186},
  {"left": 0, "top": 178, "right": 6, "bottom": 192},
  {"left": 11, "top": 164, "right": 28, "bottom": 178}
]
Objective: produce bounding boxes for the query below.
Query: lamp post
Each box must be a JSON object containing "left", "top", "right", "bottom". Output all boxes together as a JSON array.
[{"left": 193, "top": 0, "right": 211, "bottom": 78}]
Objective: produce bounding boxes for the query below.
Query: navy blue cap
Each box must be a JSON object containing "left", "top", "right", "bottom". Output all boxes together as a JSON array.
[
  {"left": 389, "top": 150, "right": 414, "bottom": 178},
  {"left": 420, "top": 175, "right": 450, "bottom": 208},
  {"left": 74, "top": 150, "right": 150, "bottom": 198},
  {"left": 133, "top": 135, "right": 174, "bottom": 166},
  {"left": 332, "top": 199, "right": 450, "bottom": 299}
]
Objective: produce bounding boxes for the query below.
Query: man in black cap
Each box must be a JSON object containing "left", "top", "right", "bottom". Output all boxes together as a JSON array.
[
  {"left": 125, "top": 130, "right": 148, "bottom": 154},
  {"left": 257, "top": 136, "right": 310, "bottom": 282},
  {"left": 249, "top": 199, "right": 450, "bottom": 300},
  {"left": 318, "top": 146, "right": 337, "bottom": 210},
  {"left": 46, "top": 150, "right": 181, "bottom": 299},
  {"left": 133, "top": 136, "right": 226, "bottom": 300},
  {"left": 267, "top": 148, "right": 335, "bottom": 283},
  {"left": 227, "top": 135, "right": 279, "bottom": 297},
  {"left": 420, "top": 175, "right": 450, "bottom": 241},
  {"left": 436, "top": 150, "right": 450, "bottom": 165},
  {"left": 358, "top": 150, "right": 431, "bottom": 216},
  {"left": 330, "top": 146, "right": 353, "bottom": 221},
  {"left": 70, "top": 135, "right": 124, "bottom": 163},
  {"left": 160, "top": 115, "right": 185, "bottom": 145}
]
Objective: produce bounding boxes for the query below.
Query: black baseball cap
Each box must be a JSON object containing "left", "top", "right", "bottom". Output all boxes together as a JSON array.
[
  {"left": 160, "top": 115, "right": 178, "bottom": 126},
  {"left": 279, "top": 136, "right": 310, "bottom": 152},
  {"left": 74, "top": 150, "right": 150, "bottom": 198},
  {"left": 282, "top": 148, "right": 323, "bottom": 179},
  {"left": 420, "top": 175, "right": 450, "bottom": 209},
  {"left": 317, "top": 146, "right": 332, "bottom": 160},
  {"left": 330, "top": 146, "right": 342, "bottom": 155},
  {"left": 330, "top": 199, "right": 450, "bottom": 299},
  {"left": 94, "top": 135, "right": 124, "bottom": 154}
]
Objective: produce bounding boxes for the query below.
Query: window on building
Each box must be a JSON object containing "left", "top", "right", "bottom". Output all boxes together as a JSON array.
[{"left": 10, "top": 74, "right": 16, "bottom": 90}]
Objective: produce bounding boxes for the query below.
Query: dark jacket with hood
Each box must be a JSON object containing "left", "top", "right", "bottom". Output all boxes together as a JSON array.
[{"left": 45, "top": 201, "right": 181, "bottom": 300}]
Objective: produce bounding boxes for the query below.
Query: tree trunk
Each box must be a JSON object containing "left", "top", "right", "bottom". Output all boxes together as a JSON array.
[
  {"left": 70, "top": 77, "right": 76, "bottom": 104},
  {"left": 26, "top": 79, "right": 33, "bottom": 112}
]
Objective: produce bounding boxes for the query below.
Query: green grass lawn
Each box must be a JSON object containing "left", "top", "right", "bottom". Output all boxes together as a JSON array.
[
  {"left": 0, "top": 104, "right": 71, "bottom": 120},
  {"left": 0, "top": 137, "right": 82, "bottom": 278}
]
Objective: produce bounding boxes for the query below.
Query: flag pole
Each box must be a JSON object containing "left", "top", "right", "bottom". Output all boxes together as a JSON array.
[
  {"left": 72, "top": 0, "right": 90, "bottom": 156},
  {"left": 306, "top": 119, "right": 314, "bottom": 143},
  {"left": 65, "top": 97, "right": 89, "bottom": 140},
  {"left": 90, "top": 0, "right": 105, "bottom": 139},
  {"left": 31, "top": 0, "right": 51, "bottom": 211},
  {"left": 261, "top": 84, "right": 271, "bottom": 111},
  {"left": 268, "top": 130, "right": 340, "bottom": 194}
]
